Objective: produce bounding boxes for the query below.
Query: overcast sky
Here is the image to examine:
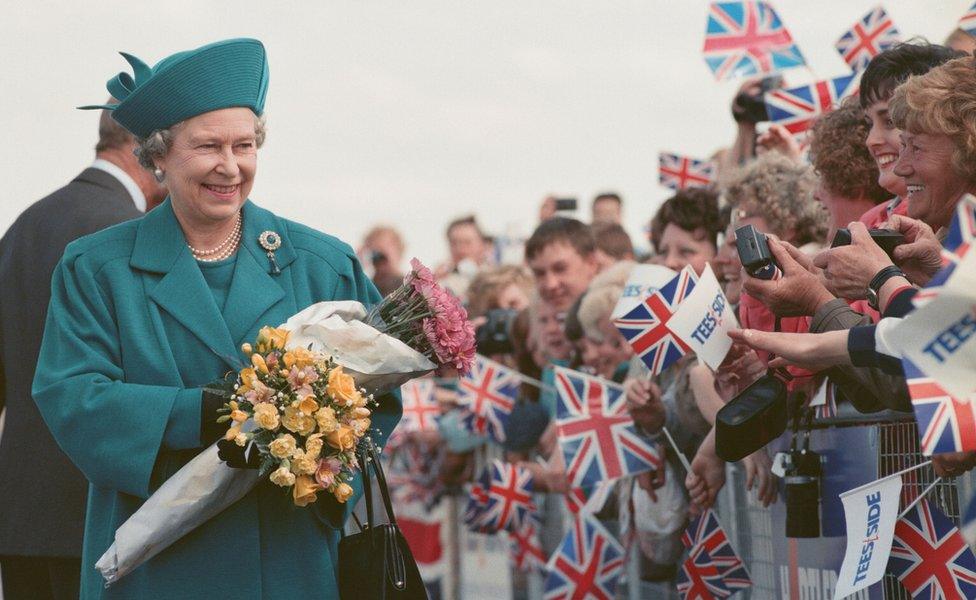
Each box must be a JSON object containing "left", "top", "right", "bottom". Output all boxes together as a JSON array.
[{"left": 0, "top": 1, "right": 964, "bottom": 267}]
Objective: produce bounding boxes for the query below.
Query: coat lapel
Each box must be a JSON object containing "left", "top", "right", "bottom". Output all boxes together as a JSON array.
[
  {"left": 222, "top": 202, "right": 297, "bottom": 343},
  {"left": 131, "top": 200, "right": 239, "bottom": 369}
]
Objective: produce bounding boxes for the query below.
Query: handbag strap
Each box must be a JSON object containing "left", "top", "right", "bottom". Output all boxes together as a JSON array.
[{"left": 356, "top": 438, "right": 399, "bottom": 529}]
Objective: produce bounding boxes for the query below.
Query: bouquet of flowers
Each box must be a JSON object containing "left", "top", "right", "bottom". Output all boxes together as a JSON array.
[
  {"left": 95, "top": 259, "right": 474, "bottom": 584},
  {"left": 216, "top": 329, "right": 374, "bottom": 507}
]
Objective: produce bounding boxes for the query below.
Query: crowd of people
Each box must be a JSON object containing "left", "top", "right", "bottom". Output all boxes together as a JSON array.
[{"left": 361, "top": 33, "right": 976, "bottom": 595}]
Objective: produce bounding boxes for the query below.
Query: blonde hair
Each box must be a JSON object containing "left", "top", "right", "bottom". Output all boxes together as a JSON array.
[
  {"left": 889, "top": 55, "right": 976, "bottom": 184},
  {"left": 724, "top": 153, "right": 826, "bottom": 246},
  {"left": 578, "top": 260, "right": 635, "bottom": 342},
  {"left": 465, "top": 264, "right": 533, "bottom": 319}
]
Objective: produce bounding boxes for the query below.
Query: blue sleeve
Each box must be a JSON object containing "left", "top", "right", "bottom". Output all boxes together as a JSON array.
[{"left": 848, "top": 325, "right": 905, "bottom": 375}]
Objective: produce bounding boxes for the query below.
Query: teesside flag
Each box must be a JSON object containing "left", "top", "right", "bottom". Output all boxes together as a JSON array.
[
  {"left": 834, "top": 5, "right": 901, "bottom": 73},
  {"left": 764, "top": 74, "right": 859, "bottom": 135},
  {"left": 659, "top": 153, "right": 716, "bottom": 191},
  {"left": 702, "top": 1, "right": 806, "bottom": 81},
  {"left": 553, "top": 366, "right": 662, "bottom": 489}
]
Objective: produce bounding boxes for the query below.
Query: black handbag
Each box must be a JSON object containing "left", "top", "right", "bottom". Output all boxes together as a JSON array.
[
  {"left": 715, "top": 370, "right": 788, "bottom": 462},
  {"left": 337, "top": 439, "right": 427, "bottom": 600}
]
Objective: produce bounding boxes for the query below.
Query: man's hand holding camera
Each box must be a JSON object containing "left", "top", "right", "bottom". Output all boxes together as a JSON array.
[
  {"left": 814, "top": 222, "right": 894, "bottom": 300},
  {"left": 886, "top": 214, "right": 944, "bottom": 286},
  {"left": 742, "top": 237, "right": 834, "bottom": 317}
]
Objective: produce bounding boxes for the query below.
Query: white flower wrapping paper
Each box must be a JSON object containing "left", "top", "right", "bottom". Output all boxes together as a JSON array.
[{"left": 95, "top": 301, "right": 436, "bottom": 585}]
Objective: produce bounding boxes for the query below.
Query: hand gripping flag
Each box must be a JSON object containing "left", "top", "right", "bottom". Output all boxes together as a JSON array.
[
  {"left": 481, "top": 460, "right": 537, "bottom": 534},
  {"left": 764, "top": 74, "right": 859, "bottom": 135},
  {"left": 659, "top": 153, "right": 716, "bottom": 191},
  {"left": 682, "top": 509, "right": 752, "bottom": 593},
  {"left": 888, "top": 499, "right": 976, "bottom": 599},
  {"left": 399, "top": 378, "right": 440, "bottom": 433},
  {"left": 553, "top": 366, "right": 662, "bottom": 489},
  {"left": 543, "top": 515, "right": 625, "bottom": 600},
  {"left": 960, "top": 2, "right": 976, "bottom": 36},
  {"left": 457, "top": 355, "right": 519, "bottom": 443},
  {"left": 614, "top": 265, "right": 698, "bottom": 376},
  {"left": 677, "top": 547, "right": 732, "bottom": 600},
  {"left": 509, "top": 520, "right": 546, "bottom": 573},
  {"left": 903, "top": 358, "right": 976, "bottom": 456},
  {"left": 834, "top": 5, "right": 901, "bottom": 73},
  {"left": 702, "top": 1, "right": 806, "bottom": 81}
]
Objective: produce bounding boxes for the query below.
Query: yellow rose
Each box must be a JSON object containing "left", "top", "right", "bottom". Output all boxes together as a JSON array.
[
  {"left": 333, "top": 482, "right": 354, "bottom": 503},
  {"left": 282, "top": 406, "right": 316, "bottom": 436},
  {"left": 223, "top": 425, "right": 241, "bottom": 441},
  {"left": 270, "top": 466, "right": 296, "bottom": 487},
  {"left": 326, "top": 425, "right": 356, "bottom": 451},
  {"left": 268, "top": 434, "right": 298, "bottom": 459},
  {"left": 237, "top": 367, "right": 258, "bottom": 394},
  {"left": 305, "top": 434, "right": 324, "bottom": 460},
  {"left": 293, "top": 475, "right": 320, "bottom": 507},
  {"left": 253, "top": 402, "right": 280, "bottom": 431},
  {"left": 314, "top": 407, "right": 338, "bottom": 434},
  {"left": 298, "top": 395, "right": 319, "bottom": 416},
  {"left": 290, "top": 450, "right": 318, "bottom": 475},
  {"left": 284, "top": 347, "right": 315, "bottom": 369},
  {"left": 257, "top": 326, "right": 290, "bottom": 354},
  {"left": 350, "top": 418, "right": 371, "bottom": 437},
  {"left": 251, "top": 353, "right": 269, "bottom": 374},
  {"left": 327, "top": 367, "right": 362, "bottom": 405}
]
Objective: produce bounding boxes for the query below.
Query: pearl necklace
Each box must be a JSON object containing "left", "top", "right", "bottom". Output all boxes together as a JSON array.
[{"left": 189, "top": 212, "right": 243, "bottom": 262}]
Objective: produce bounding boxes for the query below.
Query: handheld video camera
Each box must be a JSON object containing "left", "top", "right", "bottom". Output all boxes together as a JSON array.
[{"left": 830, "top": 228, "right": 904, "bottom": 260}]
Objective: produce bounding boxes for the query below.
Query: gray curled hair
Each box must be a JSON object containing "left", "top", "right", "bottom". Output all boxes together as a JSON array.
[{"left": 134, "top": 115, "right": 267, "bottom": 171}]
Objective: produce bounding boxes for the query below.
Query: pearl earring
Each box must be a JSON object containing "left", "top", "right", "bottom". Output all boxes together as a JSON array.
[{"left": 153, "top": 167, "right": 164, "bottom": 182}]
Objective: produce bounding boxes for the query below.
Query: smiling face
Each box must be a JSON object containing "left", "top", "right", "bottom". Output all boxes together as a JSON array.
[
  {"left": 865, "top": 99, "right": 907, "bottom": 199},
  {"left": 894, "top": 131, "right": 969, "bottom": 230},
  {"left": 655, "top": 223, "right": 716, "bottom": 276},
  {"left": 580, "top": 317, "right": 632, "bottom": 379},
  {"left": 528, "top": 241, "right": 598, "bottom": 312},
  {"left": 156, "top": 107, "right": 259, "bottom": 228}
]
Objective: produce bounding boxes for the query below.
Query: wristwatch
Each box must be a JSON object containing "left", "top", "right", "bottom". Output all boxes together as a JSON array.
[{"left": 866, "top": 265, "right": 905, "bottom": 311}]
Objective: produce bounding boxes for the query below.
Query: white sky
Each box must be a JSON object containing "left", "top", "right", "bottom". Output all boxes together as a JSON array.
[{"left": 0, "top": 1, "right": 965, "bottom": 267}]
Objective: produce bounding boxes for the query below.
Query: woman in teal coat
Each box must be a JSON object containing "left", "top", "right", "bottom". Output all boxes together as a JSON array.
[{"left": 32, "top": 38, "right": 400, "bottom": 599}]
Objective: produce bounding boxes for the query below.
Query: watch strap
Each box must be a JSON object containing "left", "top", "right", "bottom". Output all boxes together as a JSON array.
[{"left": 867, "top": 265, "right": 905, "bottom": 310}]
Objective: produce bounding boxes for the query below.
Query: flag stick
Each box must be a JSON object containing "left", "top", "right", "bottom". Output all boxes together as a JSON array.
[
  {"left": 661, "top": 426, "right": 693, "bottom": 473},
  {"left": 898, "top": 478, "right": 942, "bottom": 520},
  {"left": 842, "top": 460, "right": 932, "bottom": 497}
]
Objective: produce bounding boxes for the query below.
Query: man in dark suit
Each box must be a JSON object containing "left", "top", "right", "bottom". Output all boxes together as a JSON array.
[{"left": 0, "top": 107, "right": 166, "bottom": 600}]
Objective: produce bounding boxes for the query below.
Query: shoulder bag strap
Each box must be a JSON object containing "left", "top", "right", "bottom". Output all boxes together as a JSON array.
[{"left": 366, "top": 438, "right": 399, "bottom": 526}]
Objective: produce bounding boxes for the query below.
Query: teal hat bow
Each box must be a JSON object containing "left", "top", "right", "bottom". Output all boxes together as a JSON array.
[{"left": 80, "top": 38, "right": 269, "bottom": 139}]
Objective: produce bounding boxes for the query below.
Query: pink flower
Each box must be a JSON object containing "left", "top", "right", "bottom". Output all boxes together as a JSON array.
[
  {"left": 287, "top": 366, "right": 319, "bottom": 396},
  {"left": 315, "top": 457, "right": 344, "bottom": 488},
  {"left": 244, "top": 379, "right": 275, "bottom": 404},
  {"left": 408, "top": 258, "right": 437, "bottom": 296},
  {"left": 420, "top": 286, "right": 475, "bottom": 373}
]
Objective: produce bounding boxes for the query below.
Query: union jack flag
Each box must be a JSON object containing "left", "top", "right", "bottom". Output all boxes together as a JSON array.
[
  {"left": 702, "top": 1, "right": 806, "bottom": 81},
  {"left": 544, "top": 515, "right": 625, "bottom": 600},
  {"left": 812, "top": 378, "right": 838, "bottom": 420},
  {"left": 904, "top": 358, "right": 976, "bottom": 456},
  {"left": 509, "top": 520, "right": 546, "bottom": 573},
  {"left": 764, "top": 74, "right": 859, "bottom": 135},
  {"left": 385, "top": 438, "right": 446, "bottom": 509},
  {"left": 834, "top": 6, "right": 901, "bottom": 73},
  {"left": 480, "top": 460, "right": 537, "bottom": 533},
  {"left": 399, "top": 378, "right": 440, "bottom": 433},
  {"left": 912, "top": 194, "right": 976, "bottom": 307},
  {"left": 457, "top": 355, "right": 519, "bottom": 443},
  {"left": 682, "top": 509, "right": 752, "bottom": 593},
  {"left": 462, "top": 465, "right": 493, "bottom": 532},
  {"left": 677, "top": 548, "right": 732, "bottom": 600},
  {"left": 659, "top": 153, "right": 716, "bottom": 191},
  {"left": 960, "top": 2, "right": 976, "bottom": 36},
  {"left": 613, "top": 266, "right": 697, "bottom": 376},
  {"left": 553, "top": 366, "right": 662, "bottom": 489},
  {"left": 888, "top": 499, "right": 976, "bottom": 599}
]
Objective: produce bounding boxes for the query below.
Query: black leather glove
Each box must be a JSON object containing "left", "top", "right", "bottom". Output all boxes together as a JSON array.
[
  {"left": 199, "top": 387, "right": 228, "bottom": 447},
  {"left": 217, "top": 438, "right": 262, "bottom": 469}
]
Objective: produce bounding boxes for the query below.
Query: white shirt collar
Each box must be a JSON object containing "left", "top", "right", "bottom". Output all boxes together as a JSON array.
[{"left": 90, "top": 158, "right": 147, "bottom": 213}]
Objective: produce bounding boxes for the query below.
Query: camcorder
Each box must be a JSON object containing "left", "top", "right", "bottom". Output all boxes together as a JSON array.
[
  {"left": 474, "top": 308, "right": 520, "bottom": 355},
  {"left": 735, "top": 224, "right": 781, "bottom": 280},
  {"left": 782, "top": 412, "right": 822, "bottom": 538},
  {"left": 732, "top": 74, "right": 782, "bottom": 124},
  {"left": 829, "top": 228, "right": 904, "bottom": 259}
]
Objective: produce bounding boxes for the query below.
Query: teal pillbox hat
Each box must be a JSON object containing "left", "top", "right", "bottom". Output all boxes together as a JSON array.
[{"left": 81, "top": 38, "right": 269, "bottom": 139}]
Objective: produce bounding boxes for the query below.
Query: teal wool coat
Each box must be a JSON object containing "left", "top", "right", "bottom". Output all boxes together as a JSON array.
[{"left": 32, "top": 199, "right": 401, "bottom": 599}]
